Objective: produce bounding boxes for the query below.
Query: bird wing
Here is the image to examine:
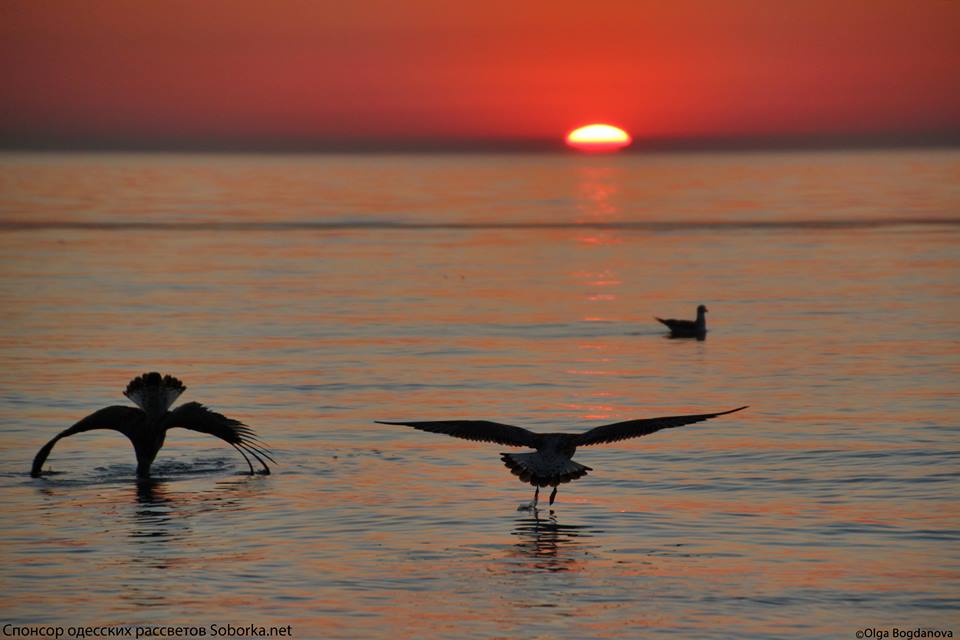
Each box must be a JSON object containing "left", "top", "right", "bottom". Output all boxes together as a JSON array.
[
  {"left": 31, "top": 405, "right": 143, "bottom": 477},
  {"left": 376, "top": 420, "right": 541, "bottom": 448},
  {"left": 655, "top": 317, "right": 696, "bottom": 330},
  {"left": 162, "top": 401, "right": 274, "bottom": 474},
  {"left": 575, "top": 406, "right": 747, "bottom": 446}
]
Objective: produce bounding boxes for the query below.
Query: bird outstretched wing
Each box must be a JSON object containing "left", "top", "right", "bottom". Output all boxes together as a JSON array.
[
  {"left": 376, "top": 420, "right": 541, "bottom": 448},
  {"left": 162, "top": 401, "right": 273, "bottom": 474},
  {"left": 31, "top": 405, "right": 143, "bottom": 477},
  {"left": 575, "top": 406, "right": 747, "bottom": 446}
]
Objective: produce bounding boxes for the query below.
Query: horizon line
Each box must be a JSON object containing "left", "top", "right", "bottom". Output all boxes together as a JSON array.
[
  {"left": 2, "top": 132, "right": 960, "bottom": 154},
  {"left": 3, "top": 217, "right": 958, "bottom": 233}
]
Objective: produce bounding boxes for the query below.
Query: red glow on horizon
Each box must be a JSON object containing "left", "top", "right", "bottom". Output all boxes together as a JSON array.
[{"left": 1, "top": 1, "right": 958, "bottom": 147}]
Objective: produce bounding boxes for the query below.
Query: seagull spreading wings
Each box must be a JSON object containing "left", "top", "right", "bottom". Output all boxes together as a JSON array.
[
  {"left": 377, "top": 405, "right": 746, "bottom": 507},
  {"left": 31, "top": 372, "right": 273, "bottom": 478}
]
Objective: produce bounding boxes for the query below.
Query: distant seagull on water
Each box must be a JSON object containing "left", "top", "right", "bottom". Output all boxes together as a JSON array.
[
  {"left": 656, "top": 304, "right": 708, "bottom": 339},
  {"left": 31, "top": 372, "right": 273, "bottom": 478},
  {"left": 377, "top": 405, "right": 746, "bottom": 508}
]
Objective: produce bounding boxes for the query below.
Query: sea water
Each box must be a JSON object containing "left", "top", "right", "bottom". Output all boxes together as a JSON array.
[{"left": 0, "top": 149, "right": 957, "bottom": 638}]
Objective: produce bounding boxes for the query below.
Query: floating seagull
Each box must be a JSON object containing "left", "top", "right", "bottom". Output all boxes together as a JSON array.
[
  {"left": 377, "top": 405, "right": 746, "bottom": 508},
  {"left": 31, "top": 372, "right": 273, "bottom": 478},
  {"left": 656, "top": 304, "right": 708, "bottom": 339}
]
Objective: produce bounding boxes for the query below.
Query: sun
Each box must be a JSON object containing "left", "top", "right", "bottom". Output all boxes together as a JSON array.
[{"left": 565, "top": 124, "right": 632, "bottom": 153}]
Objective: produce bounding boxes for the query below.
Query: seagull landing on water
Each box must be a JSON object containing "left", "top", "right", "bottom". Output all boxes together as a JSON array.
[
  {"left": 377, "top": 405, "right": 746, "bottom": 509},
  {"left": 30, "top": 372, "right": 273, "bottom": 478},
  {"left": 656, "top": 304, "right": 708, "bottom": 339}
]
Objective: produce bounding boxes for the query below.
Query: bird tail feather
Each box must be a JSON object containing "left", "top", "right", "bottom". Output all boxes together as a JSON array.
[
  {"left": 123, "top": 372, "right": 186, "bottom": 414},
  {"left": 500, "top": 452, "right": 591, "bottom": 488}
]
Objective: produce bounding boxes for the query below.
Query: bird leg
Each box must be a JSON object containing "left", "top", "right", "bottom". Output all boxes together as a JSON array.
[
  {"left": 549, "top": 486, "right": 558, "bottom": 506},
  {"left": 517, "top": 486, "right": 540, "bottom": 512}
]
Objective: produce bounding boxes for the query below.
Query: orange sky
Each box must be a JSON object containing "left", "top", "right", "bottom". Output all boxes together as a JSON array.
[{"left": 1, "top": 0, "right": 958, "bottom": 149}]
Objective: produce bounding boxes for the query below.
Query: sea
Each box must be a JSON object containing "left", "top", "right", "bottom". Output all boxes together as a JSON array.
[{"left": 0, "top": 149, "right": 958, "bottom": 639}]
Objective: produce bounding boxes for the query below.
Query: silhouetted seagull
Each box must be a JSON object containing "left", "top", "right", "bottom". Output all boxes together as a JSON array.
[
  {"left": 377, "top": 405, "right": 746, "bottom": 508},
  {"left": 31, "top": 372, "right": 272, "bottom": 478},
  {"left": 656, "top": 304, "right": 708, "bottom": 339}
]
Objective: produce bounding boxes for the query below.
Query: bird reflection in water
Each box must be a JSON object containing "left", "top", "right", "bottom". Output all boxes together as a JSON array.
[
  {"left": 130, "top": 479, "right": 184, "bottom": 549},
  {"left": 135, "top": 477, "right": 169, "bottom": 508},
  {"left": 129, "top": 477, "right": 263, "bottom": 555},
  {"left": 119, "top": 479, "right": 181, "bottom": 607},
  {"left": 130, "top": 476, "right": 262, "bottom": 542},
  {"left": 510, "top": 511, "right": 595, "bottom": 573},
  {"left": 122, "top": 477, "right": 266, "bottom": 608}
]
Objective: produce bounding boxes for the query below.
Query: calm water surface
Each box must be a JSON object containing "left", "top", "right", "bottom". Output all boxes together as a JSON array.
[{"left": 1, "top": 150, "right": 958, "bottom": 638}]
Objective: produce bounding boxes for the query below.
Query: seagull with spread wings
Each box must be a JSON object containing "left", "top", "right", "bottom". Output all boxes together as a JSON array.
[
  {"left": 378, "top": 405, "right": 746, "bottom": 508},
  {"left": 31, "top": 372, "right": 273, "bottom": 478}
]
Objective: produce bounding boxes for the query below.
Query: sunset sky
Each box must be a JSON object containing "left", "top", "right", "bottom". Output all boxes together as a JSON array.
[{"left": 2, "top": 0, "right": 958, "bottom": 150}]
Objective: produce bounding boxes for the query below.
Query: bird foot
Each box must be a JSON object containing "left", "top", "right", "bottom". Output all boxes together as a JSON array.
[{"left": 517, "top": 501, "right": 537, "bottom": 512}]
